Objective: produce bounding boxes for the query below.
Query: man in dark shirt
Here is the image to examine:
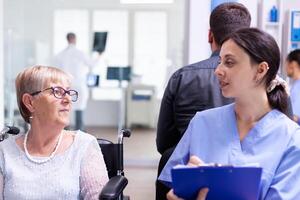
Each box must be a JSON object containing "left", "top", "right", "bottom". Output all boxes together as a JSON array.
[{"left": 156, "top": 2, "right": 251, "bottom": 199}]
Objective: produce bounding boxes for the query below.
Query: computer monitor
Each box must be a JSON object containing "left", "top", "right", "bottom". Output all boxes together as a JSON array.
[
  {"left": 107, "top": 66, "right": 131, "bottom": 81},
  {"left": 87, "top": 74, "right": 100, "bottom": 87},
  {"left": 93, "top": 32, "right": 108, "bottom": 53}
]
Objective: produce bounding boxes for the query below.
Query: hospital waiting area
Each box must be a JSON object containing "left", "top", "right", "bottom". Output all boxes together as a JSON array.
[{"left": 0, "top": 0, "right": 300, "bottom": 199}]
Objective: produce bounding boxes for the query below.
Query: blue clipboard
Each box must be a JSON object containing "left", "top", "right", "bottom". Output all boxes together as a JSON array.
[{"left": 171, "top": 166, "right": 262, "bottom": 200}]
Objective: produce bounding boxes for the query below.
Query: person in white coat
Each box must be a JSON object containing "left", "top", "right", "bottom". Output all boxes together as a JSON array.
[{"left": 54, "top": 32, "right": 92, "bottom": 131}]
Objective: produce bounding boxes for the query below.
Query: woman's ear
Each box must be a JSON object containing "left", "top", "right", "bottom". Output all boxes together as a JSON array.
[
  {"left": 255, "top": 61, "right": 269, "bottom": 83},
  {"left": 22, "top": 93, "right": 35, "bottom": 113}
]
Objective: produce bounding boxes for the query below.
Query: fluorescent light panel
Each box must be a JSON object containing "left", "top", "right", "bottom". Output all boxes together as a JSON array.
[{"left": 120, "top": 0, "right": 174, "bottom": 4}]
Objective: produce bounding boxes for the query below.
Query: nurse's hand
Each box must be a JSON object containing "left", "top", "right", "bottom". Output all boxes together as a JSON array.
[
  {"left": 187, "top": 155, "right": 205, "bottom": 166},
  {"left": 166, "top": 155, "right": 209, "bottom": 200},
  {"left": 167, "top": 188, "right": 209, "bottom": 200}
]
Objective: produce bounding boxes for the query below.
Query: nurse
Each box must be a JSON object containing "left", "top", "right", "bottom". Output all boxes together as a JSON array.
[
  {"left": 285, "top": 49, "right": 300, "bottom": 124},
  {"left": 160, "top": 28, "right": 300, "bottom": 200}
]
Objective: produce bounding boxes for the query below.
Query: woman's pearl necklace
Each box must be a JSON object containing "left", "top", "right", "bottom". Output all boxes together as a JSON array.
[{"left": 23, "top": 131, "right": 64, "bottom": 164}]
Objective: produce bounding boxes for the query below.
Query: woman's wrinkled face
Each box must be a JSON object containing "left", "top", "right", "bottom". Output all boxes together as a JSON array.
[
  {"left": 31, "top": 80, "right": 73, "bottom": 128},
  {"left": 214, "top": 39, "right": 258, "bottom": 98}
]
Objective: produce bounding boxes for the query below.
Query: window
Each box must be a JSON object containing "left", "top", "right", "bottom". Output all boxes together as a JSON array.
[
  {"left": 133, "top": 11, "right": 167, "bottom": 97},
  {"left": 53, "top": 9, "right": 168, "bottom": 100},
  {"left": 53, "top": 9, "right": 89, "bottom": 55},
  {"left": 92, "top": 10, "right": 129, "bottom": 90}
]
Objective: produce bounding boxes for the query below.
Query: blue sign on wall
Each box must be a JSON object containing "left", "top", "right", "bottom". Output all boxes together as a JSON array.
[{"left": 291, "top": 11, "right": 300, "bottom": 42}]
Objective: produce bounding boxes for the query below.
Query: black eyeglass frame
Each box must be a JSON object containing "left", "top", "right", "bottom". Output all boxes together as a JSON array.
[{"left": 30, "top": 86, "right": 78, "bottom": 102}]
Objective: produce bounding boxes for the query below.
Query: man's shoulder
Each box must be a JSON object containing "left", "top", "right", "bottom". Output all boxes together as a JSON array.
[
  {"left": 167, "top": 56, "right": 219, "bottom": 84},
  {"left": 172, "top": 56, "right": 219, "bottom": 78},
  {"left": 189, "top": 56, "right": 219, "bottom": 68}
]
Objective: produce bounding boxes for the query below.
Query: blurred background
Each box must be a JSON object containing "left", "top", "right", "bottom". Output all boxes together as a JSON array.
[{"left": 0, "top": 0, "right": 299, "bottom": 199}]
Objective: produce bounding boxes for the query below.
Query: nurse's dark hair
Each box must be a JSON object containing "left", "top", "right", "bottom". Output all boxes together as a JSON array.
[
  {"left": 221, "top": 28, "right": 289, "bottom": 116},
  {"left": 210, "top": 2, "right": 251, "bottom": 46}
]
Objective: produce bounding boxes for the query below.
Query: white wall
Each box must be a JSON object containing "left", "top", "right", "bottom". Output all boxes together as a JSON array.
[
  {"left": 282, "top": 0, "right": 299, "bottom": 10},
  {"left": 0, "top": 0, "right": 4, "bottom": 127},
  {"left": 187, "top": 0, "right": 211, "bottom": 64},
  {"left": 238, "top": 0, "right": 258, "bottom": 27}
]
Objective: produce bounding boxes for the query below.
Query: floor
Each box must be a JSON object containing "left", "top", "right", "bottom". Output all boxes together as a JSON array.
[{"left": 87, "top": 126, "right": 160, "bottom": 200}]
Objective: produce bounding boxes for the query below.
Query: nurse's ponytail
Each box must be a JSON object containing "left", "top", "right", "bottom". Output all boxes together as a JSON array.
[{"left": 266, "top": 75, "right": 290, "bottom": 116}]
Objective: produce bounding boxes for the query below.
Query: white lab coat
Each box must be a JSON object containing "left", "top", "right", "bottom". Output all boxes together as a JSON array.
[{"left": 54, "top": 44, "right": 92, "bottom": 110}]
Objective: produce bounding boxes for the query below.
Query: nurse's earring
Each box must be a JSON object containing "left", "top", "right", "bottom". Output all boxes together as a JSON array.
[{"left": 29, "top": 115, "right": 33, "bottom": 123}]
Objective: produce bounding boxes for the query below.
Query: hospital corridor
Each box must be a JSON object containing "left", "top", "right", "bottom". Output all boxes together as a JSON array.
[{"left": 0, "top": 0, "right": 300, "bottom": 200}]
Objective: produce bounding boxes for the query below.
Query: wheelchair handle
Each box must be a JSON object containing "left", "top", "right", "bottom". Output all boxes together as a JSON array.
[
  {"left": 3, "top": 126, "right": 20, "bottom": 135},
  {"left": 117, "top": 129, "right": 131, "bottom": 144},
  {"left": 0, "top": 126, "right": 20, "bottom": 142},
  {"left": 117, "top": 129, "right": 131, "bottom": 176},
  {"left": 121, "top": 129, "right": 131, "bottom": 138}
]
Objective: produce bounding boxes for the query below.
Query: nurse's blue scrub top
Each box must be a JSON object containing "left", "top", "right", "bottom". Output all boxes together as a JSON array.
[{"left": 159, "top": 104, "right": 300, "bottom": 199}]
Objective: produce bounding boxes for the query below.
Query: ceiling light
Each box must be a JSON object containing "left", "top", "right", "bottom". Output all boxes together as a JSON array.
[{"left": 120, "top": 0, "right": 174, "bottom": 4}]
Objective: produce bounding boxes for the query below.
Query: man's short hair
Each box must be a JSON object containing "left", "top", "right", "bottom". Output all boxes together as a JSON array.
[
  {"left": 210, "top": 2, "right": 251, "bottom": 46},
  {"left": 66, "top": 32, "right": 76, "bottom": 42},
  {"left": 287, "top": 49, "right": 300, "bottom": 67}
]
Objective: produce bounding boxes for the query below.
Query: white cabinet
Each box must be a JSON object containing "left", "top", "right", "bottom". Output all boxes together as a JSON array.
[
  {"left": 258, "top": 0, "right": 288, "bottom": 75},
  {"left": 126, "top": 84, "right": 157, "bottom": 128},
  {"left": 258, "top": 0, "right": 283, "bottom": 49}
]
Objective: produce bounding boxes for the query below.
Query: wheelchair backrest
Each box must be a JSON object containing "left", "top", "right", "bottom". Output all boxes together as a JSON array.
[{"left": 97, "top": 138, "right": 123, "bottom": 179}]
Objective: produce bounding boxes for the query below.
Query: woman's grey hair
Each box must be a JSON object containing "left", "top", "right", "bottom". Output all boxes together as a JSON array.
[{"left": 15, "top": 65, "right": 72, "bottom": 123}]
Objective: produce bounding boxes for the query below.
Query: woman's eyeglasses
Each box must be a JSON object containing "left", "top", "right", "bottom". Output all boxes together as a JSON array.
[{"left": 30, "top": 86, "right": 78, "bottom": 102}]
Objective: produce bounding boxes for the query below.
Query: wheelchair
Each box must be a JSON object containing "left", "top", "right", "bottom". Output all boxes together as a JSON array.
[
  {"left": 1, "top": 126, "right": 130, "bottom": 200},
  {"left": 98, "top": 129, "right": 131, "bottom": 200}
]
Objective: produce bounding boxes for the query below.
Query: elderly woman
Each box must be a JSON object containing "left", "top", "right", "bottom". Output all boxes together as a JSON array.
[
  {"left": 161, "top": 28, "right": 300, "bottom": 200},
  {"left": 0, "top": 66, "right": 108, "bottom": 199}
]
